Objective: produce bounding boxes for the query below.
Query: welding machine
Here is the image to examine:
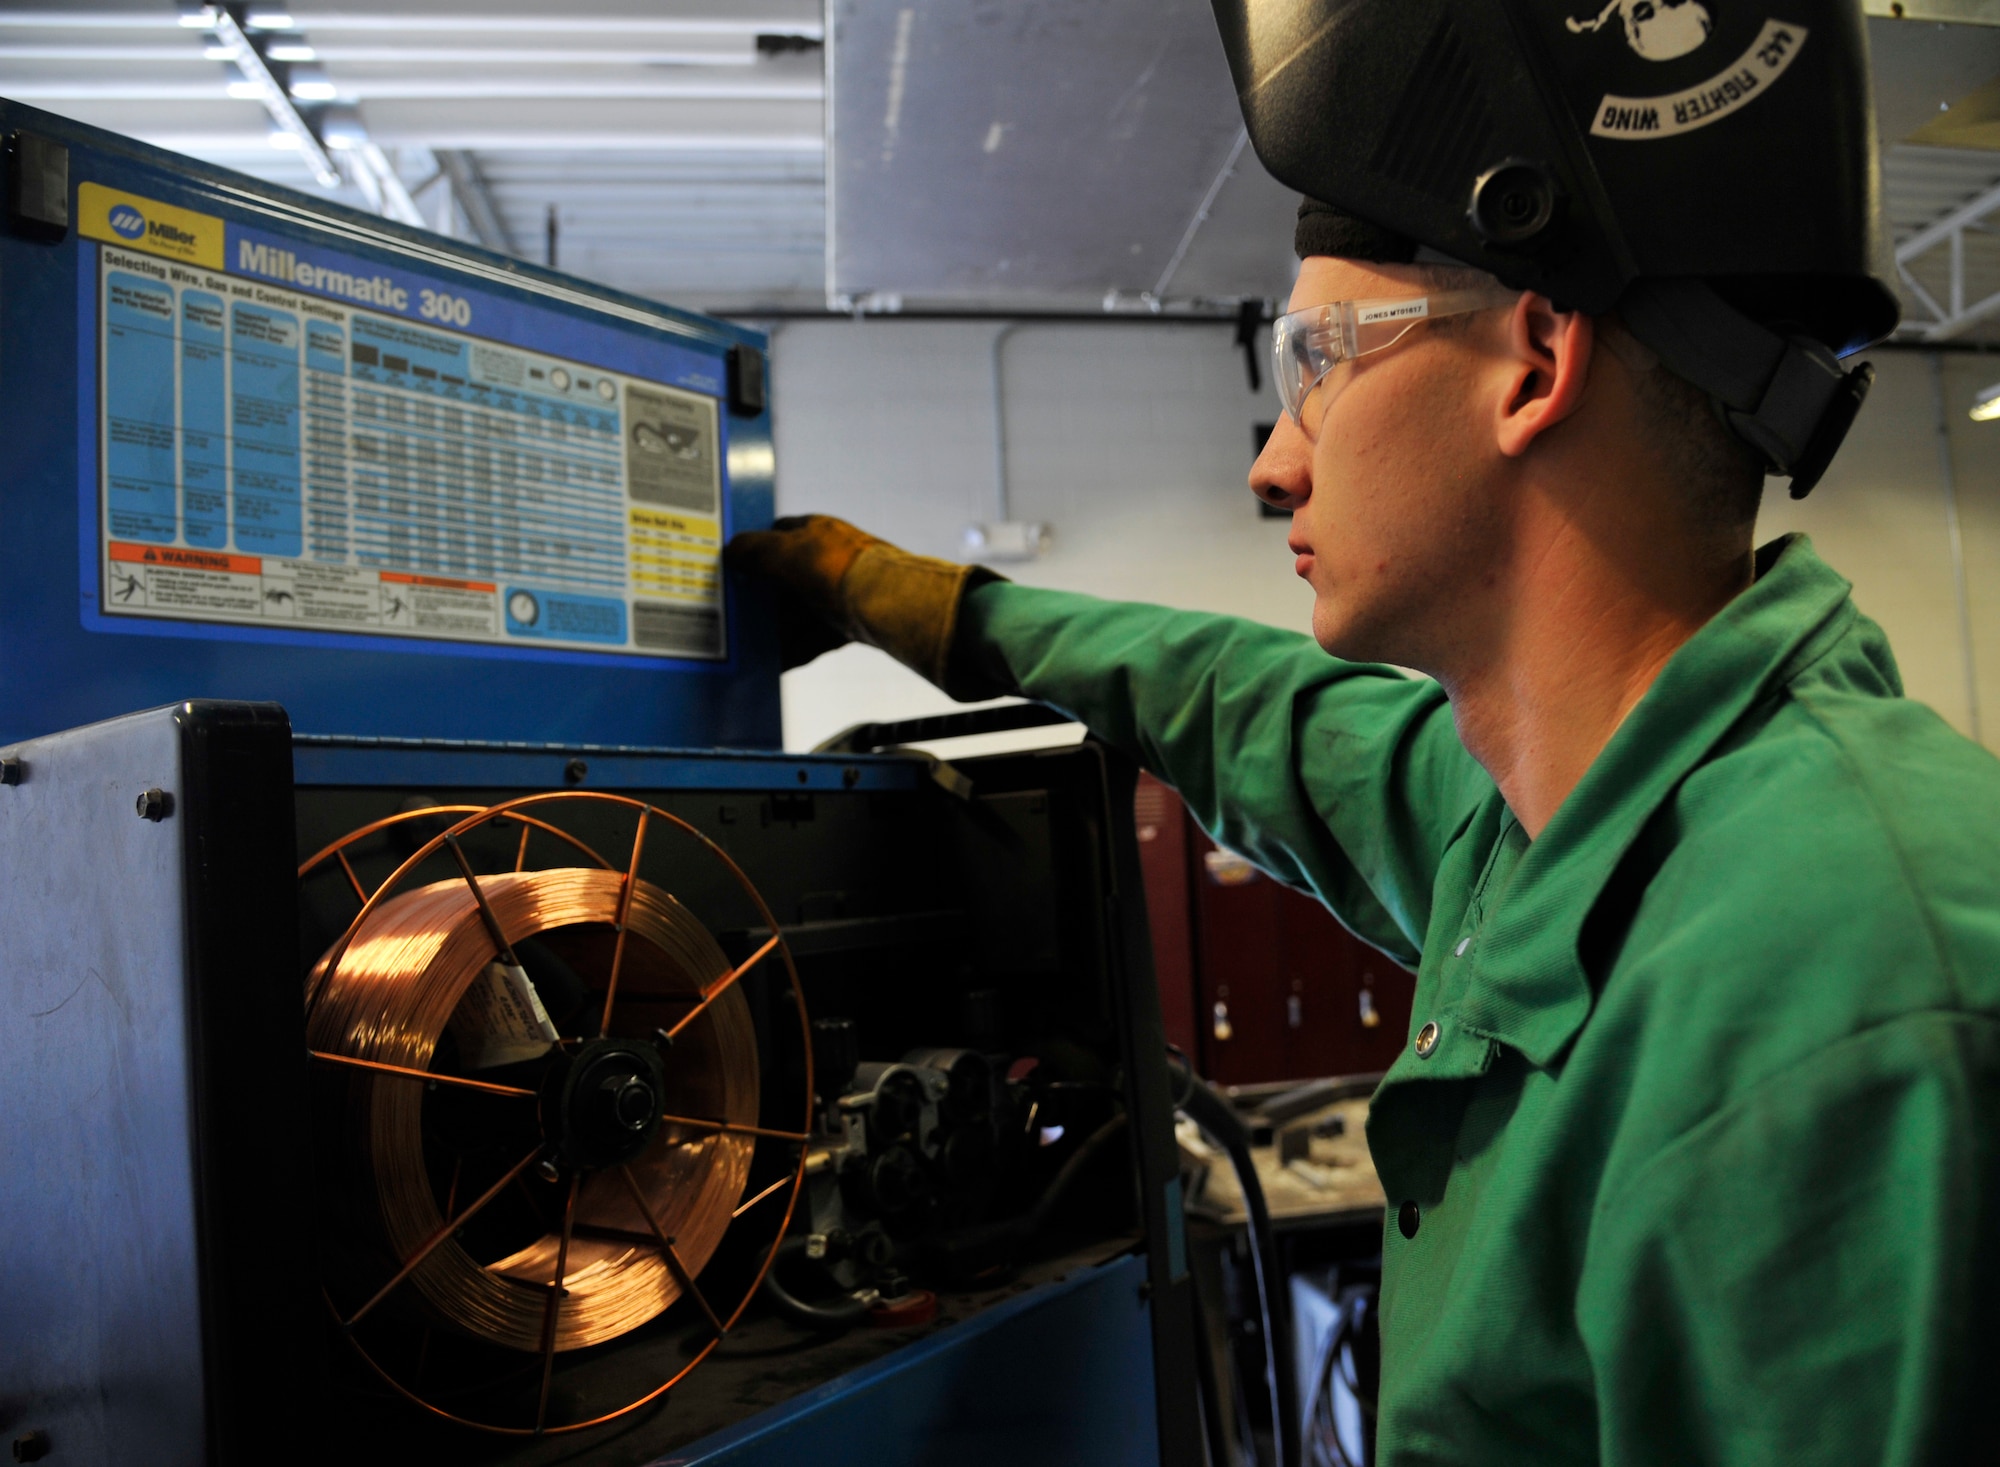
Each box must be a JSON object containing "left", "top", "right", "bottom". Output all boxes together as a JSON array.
[{"left": 0, "top": 100, "right": 1201, "bottom": 1467}]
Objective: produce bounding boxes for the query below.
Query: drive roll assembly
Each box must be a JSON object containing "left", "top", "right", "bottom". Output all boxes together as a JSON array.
[{"left": 299, "top": 792, "right": 811, "bottom": 1434}]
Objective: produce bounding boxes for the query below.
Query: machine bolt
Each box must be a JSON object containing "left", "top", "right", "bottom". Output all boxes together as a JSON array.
[
  {"left": 599, "top": 1071, "right": 655, "bottom": 1132},
  {"left": 537, "top": 1158, "right": 561, "bottom": 1184},
  {"left": 563, "top": 758, "right": 588, "bottom": 785},
  {"left": 0, "top": 756, "right": 21, "bottom": 786},
  {"left": 12, "top": 1430, "right": 50, "bottom": 1463},
  {"left": 135, "top": 788, "right": 172, "bottom": 821}
]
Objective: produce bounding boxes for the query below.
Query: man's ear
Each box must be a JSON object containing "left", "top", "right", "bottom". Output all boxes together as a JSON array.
[{"left": 1494, "top": 293, "right": 1593, "bottom": 459}]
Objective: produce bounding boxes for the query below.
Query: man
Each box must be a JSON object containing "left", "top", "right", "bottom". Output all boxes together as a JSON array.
[{"left": 730, "top": 2, "right": 2000, "bottom": 1460}]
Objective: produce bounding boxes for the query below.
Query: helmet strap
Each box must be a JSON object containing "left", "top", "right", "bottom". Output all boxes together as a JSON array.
[{"left": 1616, "top": 279, "right": 1874, "bottom": 498}]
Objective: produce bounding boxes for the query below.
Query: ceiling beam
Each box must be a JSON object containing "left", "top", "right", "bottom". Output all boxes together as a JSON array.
[
  {"left": 1894, "top": 170, "right": 2000, "bottom": 338},
  {"left": 1896, "top": 175, "right": 2000, "bottom": 263},
  {"left": 200, "top": 6, "right": 340, "bottom": 186},
  {"left": 1151, "top": 128, "right": 1248, "bottom": 302},
  {"left": 0, "top": 11, "right": 823, "bottom": 35},
  {"left": 0, "top": 78, "right": 821, "bottom": 103},
  {"left": 434, "top": 148, "right": 515, "bottom": 256},
  {"left": 1863, "top": 0, "right": 2000, "bottom": 23}
]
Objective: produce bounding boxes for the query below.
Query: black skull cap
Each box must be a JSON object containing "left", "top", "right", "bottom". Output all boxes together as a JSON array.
[{"left": 1294, "top": 197, "right": 1417, "bottom": 263}]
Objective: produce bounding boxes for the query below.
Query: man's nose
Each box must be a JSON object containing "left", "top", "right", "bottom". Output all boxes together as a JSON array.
[{"left": 1250, "top": 415, "right": 1311, "bottom": 511}]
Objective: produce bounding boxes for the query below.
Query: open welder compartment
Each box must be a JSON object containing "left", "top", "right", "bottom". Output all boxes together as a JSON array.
[{"left": 289, "top": 728, "right": 1201, "bottom": 1464}]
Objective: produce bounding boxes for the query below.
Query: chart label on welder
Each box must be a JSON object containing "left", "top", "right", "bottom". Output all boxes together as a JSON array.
[{"left": 91, "top": 238, "right": 726, "bottom": 659}]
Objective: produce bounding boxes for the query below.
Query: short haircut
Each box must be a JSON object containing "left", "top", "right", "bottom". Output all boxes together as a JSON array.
[
  {"left": 1599, "top": 315, "right": 1767, "bottom": 531},
  {"left": 1411, "top": 263, "right": 1766, "bottom": 530}
]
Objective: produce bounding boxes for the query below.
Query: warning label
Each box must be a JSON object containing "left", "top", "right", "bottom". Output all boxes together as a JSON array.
[
  {"left": 93, "top": 237, "right": 726, "bottom": 659},
  {"left": 104, "top": 540, "right": 506, "bottom": 635}
]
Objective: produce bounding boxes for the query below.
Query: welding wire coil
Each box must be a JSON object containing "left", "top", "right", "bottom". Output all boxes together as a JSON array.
[{"left": 308, "top": 866, "right": 759, "bottom": 1352}]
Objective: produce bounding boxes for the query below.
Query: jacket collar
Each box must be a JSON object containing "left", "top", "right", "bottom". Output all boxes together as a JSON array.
[{"left": 1447, "top": 534, "right": 1875, "bottom": 1067}]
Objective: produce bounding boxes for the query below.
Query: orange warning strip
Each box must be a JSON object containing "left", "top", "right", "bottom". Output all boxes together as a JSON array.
[
  {"left": 110, "top": 541, "right": 261, "bottom": 575},
  {"left": 379, "top": 571, "right": 497, "bottom": 593}
]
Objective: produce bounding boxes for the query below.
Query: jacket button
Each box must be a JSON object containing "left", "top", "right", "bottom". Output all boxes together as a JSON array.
[
  {"left": 1398, "top": 1200, "right": 1421, "bottom": 1239},
  {"left": 1414, "top": 1021, "right": 1440, "bottom": 1058}
]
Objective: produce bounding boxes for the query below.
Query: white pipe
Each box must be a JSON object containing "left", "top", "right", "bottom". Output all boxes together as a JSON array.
[
  {"left": 990, "top": 321, "right": 1021, "bottom": 526},
  {"left": 963, "top": 322, "right": 1050, "bottom": 562}
]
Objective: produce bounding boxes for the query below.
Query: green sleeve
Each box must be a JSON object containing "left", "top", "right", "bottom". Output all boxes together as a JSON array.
[
  {"left": 959, "top": 580, "right": 1492, "bottom": 964},
  {"left": 1579, "top": 1011, "right": 2000, "bottom": 1466}
]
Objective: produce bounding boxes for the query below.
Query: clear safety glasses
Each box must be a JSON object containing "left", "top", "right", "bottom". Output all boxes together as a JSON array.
[{"left": 1272, "top": 285, "right": 1521, "bottom": 433}]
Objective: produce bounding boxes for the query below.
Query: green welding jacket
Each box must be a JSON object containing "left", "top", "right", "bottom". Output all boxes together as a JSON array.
[{"left": 956, "top": 534, "right": 2000, "bottom": 1465}]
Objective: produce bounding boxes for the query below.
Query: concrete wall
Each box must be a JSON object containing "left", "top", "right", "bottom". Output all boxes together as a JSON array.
[{"left": 767, "top": 319, "right": 2000, "bottom": 755}]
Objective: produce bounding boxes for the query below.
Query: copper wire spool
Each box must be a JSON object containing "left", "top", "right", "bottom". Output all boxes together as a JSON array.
[
  {"left": 310, "top": 868, "right": 757, "bottom": 1350},
  {"left": 299, "top": 794, "right": 812, "bottom": 1435}
]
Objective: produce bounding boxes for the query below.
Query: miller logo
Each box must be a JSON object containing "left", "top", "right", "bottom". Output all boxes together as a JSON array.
[
  {"left": 1568, "top": 0, "right": 1713, "bottom": 62},
  {"left": 79, "top": 183, "right": 223, "bottom": 267}
]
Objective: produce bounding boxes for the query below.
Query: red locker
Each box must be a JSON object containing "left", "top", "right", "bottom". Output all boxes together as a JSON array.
[{"left": 1135, "top": 772, "right": 1412, "bottom": 1086}]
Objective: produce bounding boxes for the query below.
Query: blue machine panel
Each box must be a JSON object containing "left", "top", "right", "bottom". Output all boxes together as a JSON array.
[
  {"left": 662, "top": 1255, "right": 1162, "bottom": 1467},
  {"left": 0, "top": 100, "right": 782, "bottom": 749},
  {"left": 290, "top": 734, "right": 929, "bottom": 794}
]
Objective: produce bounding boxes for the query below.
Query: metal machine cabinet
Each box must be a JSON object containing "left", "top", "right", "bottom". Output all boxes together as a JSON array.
[
  {"left": 0, "top": 706, "right": 1203, "bottom": 1466},
  {"left": 0, "top": 703, "right": 306, "bottom": 1465},
  {"left": 0, "top": 98, "right": 1202, "bottom": 1467}
]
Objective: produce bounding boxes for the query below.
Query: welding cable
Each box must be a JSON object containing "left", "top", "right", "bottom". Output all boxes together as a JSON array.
[
  {"left": 759, "top": 1236, "right": 879, "bottom": 1329},
  {"left": 1179, "top": 1074, "right": 1297, "bottom": 1467},
  {"left": 1025, "top": 1111, "right": 1130, "bottom": 1235},
  {"left": 927, "top": 1111, "right": 1132, "bottom": 1279},
  {"left": 1304, "top": 1285, "right": 1376, "bottom": 1467},
  {"left": 1185, "top": 1248, "right": 1243, "bottom": 1467}
]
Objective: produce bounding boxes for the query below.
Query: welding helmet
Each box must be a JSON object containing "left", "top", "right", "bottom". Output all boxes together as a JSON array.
[{"left": 1210, "top": 0, "right": 1899, "bottom": 495}]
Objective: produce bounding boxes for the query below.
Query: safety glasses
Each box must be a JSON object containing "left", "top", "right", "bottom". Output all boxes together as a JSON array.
[{"left": 1272, "top": 285, "right": 1521, "bottom": 432}]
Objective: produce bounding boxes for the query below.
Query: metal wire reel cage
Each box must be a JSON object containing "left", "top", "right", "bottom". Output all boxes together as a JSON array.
[{"left": 297, "top": 793, "right": 813, "bottom": 1435}]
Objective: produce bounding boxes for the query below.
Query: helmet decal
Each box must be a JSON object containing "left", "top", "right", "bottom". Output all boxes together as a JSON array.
[
  {"left": 1568, "top": 0, "right": 1714, "bottom": 63},
  {"left": 1588, "top": 19, "right": 1807, "bottom": 139}
]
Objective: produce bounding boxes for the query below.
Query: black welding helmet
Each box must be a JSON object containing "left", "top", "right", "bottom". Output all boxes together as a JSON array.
[{"left": 1211, "top": 0, "right": 1900, "bottom": 495}]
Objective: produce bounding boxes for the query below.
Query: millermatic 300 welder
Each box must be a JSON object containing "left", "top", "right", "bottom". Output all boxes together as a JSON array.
[{"left": 0, "top": 99, "right": 1203, "bottom": 1467}]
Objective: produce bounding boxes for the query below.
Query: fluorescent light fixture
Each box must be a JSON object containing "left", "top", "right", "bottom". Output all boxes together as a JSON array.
[
  {"left": 266, "top": 43, "right": 316, "bottom": 61},
  {"left": 203, "top": 44, "right": 232, "bottom": 60},
  {"left": 177, "top": 4, "right": 218, "bottom": 27},
  {"left": 245, "top": 10, "right": 296, "bottom": 28},
  {"left": 226, "top": 80, "right": 262, "bottom": 100},
  {"left": 1972, "top": 382, "right": 2000, "bottom": 423},
  {"left": 316, "top": 104, "right": 367, "bottom": 147},
  {"left": 288, "top": 66, "right": 337, "bottom": 100},
  {"left": 268, "top": 129, "right": 302, "bottom": 149}
]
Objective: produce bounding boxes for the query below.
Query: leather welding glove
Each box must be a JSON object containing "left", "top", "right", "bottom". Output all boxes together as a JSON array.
[{"left": 725, "top": 515, "right": 1005, "bottom": 697}]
